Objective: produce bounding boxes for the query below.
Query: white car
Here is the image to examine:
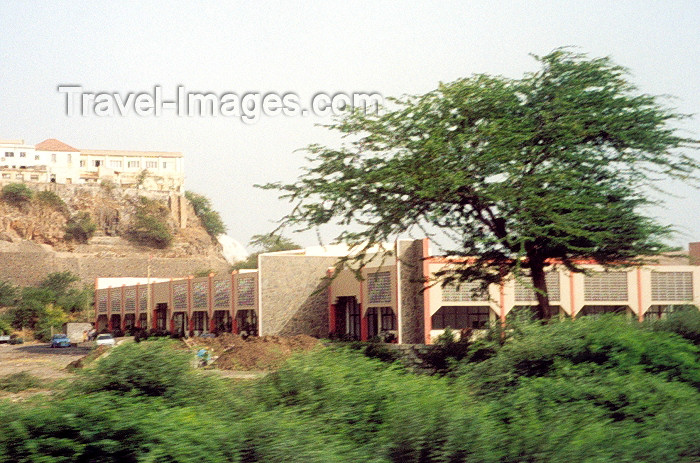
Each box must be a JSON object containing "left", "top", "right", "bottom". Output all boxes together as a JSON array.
[{"left": 95, "top": 334, "right": 115, "bottom": 346}]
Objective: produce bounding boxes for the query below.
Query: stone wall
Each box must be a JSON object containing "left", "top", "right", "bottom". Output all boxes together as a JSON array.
[
  {"left": 398, "top": 239, "right": 427, "bottom": 344},
  {"left": 0, "top": 250, "right": 229, "bottom": 287},
  {"left": 259, "top": 254, "right": 338, "bottom": 337}
]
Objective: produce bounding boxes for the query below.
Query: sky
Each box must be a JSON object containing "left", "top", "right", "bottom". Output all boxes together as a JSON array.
[{"left": 1, "top": 1, "right": 699, "bottom": 251}]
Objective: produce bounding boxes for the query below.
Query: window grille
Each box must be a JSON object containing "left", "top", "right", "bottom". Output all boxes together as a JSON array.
[
  {"left": 98, "top": 292, "right": 108, "bottom": 313},
  {"left": 238, "top": 277, "right": 255, "bottom": 306},
  {"left": 651, "top": 271, "right": 693, "bottom": 301},
  {"left": 584, "top": 272, "right": 628, "bottom": 301},
  {"left": 368, "top": 271, "right": 392, "bottom": 304},
  {"left": 173, "top": 282, "right": 188, "bottom": 310},
  {"left": 192, "top": 281, "right": 208, "bottom": 308},
  {"left": 214, "top": 279, "right": 230, "bottom": 308},
  {"left": 442, "top": 281, "right": 488, "bottom": 302},
  {"left": 111, "top": 290, "right": 121, "bottom": 312},
  {"left": 138, "top": 287, "right": 148, "bottom": 312},
  {"left": 124, "top": 288, "right": 136, "bottom": 313},
  {"left": 514, "top": 272, "right": 560, "bottom": 301}
]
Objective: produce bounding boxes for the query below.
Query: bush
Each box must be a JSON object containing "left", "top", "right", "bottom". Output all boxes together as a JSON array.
[
  {"left": 1, "top": 183, "right": 33, "bottom": 206},
  {"left": 126, "top": 197, "right": 173, "bottom": 248},
  {"left": 185, "top": 191, "right": 226, "bottom": 237},
  {"left": 652, "top": 307, "right": 700, "bottom": 345},
  {"left": 35, "top": 190, "right": 68, "bottom": 215},
  {"left": 80, "top": 339, "right": 195, "bottom": 397},
  {"left": 64, "top": 212, "right": 97, "bottom": 243}
]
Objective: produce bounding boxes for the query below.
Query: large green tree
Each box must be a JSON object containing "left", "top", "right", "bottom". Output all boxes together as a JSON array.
[{"left": 263, "top": 49, "right": 699, "bottom": 318}]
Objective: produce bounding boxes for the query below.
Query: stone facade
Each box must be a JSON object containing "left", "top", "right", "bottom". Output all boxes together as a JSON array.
[
  {"left": 397, "top": 239, "right": 426, "bottom": 344},
  {"left": 0, "top": 251, "right": 229, "bottom": 287},
  {"left": 258, "top": 254, "right": 338, "bottom": 338}
]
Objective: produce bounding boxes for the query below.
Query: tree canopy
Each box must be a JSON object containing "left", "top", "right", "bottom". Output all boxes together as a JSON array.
[{"left": 262, "top": 49, "right": 699, "bottom": 318}]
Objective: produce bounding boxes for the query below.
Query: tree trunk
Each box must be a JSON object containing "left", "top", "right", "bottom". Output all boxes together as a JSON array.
[{"left": 529, "top": 258, "right": 552, "bottom": 319}]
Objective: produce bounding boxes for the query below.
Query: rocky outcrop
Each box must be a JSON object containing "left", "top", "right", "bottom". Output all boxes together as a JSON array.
[{"left": 0, "top": 183, "right": 230, "bottom": 285}]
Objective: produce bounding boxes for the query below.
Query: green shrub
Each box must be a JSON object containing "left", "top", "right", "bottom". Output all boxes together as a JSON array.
[
  {"left": 1, "top": 183, "right": 33, "bottom": 205},
  {"left": 0, "top": 372, "right": 43, "bottom": 392},
  {"left": 80, "top": 339, "right": 194, "bottom": 397},
  {"left": 126, "top": 197, "right": 173, "bottom": 248},
  {"left": 35, "top": 190, "right": 68, "bottom": 214},
  {"left": 185, "top": 190, "right": 226, "bottom": 237},
  {"left": 128, "top": 211, "right": 173, "bottom": 248},
  {"left": 652, "top": 307, "right": 700, "bottom": 345},
  {"left": 64, "top": 211, "right": 97, "bottom": 243},
  {"left": 0, "top": 280, "right": 18, "bottom": 307}
]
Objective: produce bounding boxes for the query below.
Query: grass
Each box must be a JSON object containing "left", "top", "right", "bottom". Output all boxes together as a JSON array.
[{"left": 0, "top": 372, "right": 43, "bottom": 393}]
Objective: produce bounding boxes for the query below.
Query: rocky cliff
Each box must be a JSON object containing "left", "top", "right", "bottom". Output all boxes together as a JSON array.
[{"left": 0, "top": 183, "right": 230, "bottom": 286}]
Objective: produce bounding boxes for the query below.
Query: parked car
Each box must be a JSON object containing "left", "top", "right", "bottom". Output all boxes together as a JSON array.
[
  {"left": 0, "top": 334, "right": 10, "bottom": 344},
  {"left": 95, "top": 334, "right": 115, "bottom": 346},
  {"left": 50, "top": 334, "right": 72, "bottom": 348}
]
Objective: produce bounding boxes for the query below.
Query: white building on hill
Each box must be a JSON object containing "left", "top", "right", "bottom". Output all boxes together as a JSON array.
[{"left": 0, "top": 138, "right": 184, "bottom": 192}]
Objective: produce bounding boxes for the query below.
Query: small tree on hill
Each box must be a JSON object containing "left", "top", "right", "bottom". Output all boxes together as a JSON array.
[
  {"left": 185, "top": 191, "right": 227, "bottom": 237},
  {"left": 262, "top": 49, "right": 699, "bottom": 319},
  {"left": 1, "top": 183, "right": 33, "bottom": 206},
  {"left": 232, "top": 233, "right": 301, "bottom": 270}
]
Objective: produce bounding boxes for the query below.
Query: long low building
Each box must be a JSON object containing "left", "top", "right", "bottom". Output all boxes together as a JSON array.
[{"left": 94, "top": 239, "right": 700, "bottom": 343}]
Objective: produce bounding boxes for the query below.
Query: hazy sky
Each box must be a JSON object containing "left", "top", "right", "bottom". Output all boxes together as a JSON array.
[{"left": 1, "top": 1, "right": 699, "bottom": 250}]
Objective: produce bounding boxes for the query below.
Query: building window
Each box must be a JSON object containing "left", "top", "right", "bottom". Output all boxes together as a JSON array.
[
  {"left": 1, "top": 173, "right": 10, "bottom": 179},
  {"left": 34, "top": 154, "right": 40, "bottom": 161},
  {"left": 15, "top": 174, "right": 23, "bottom": 179},
  {"left": 19, "top": 152, "right": 26, "bottom": 158},
  {"left": 192, "top": 311, "right": 208, "bottom": 332},
  {"left": 67, "top": 153, "right": 72, "bottom": 163},
  {"left": 80, "top": 160, "right": 86, "bottom": 167},
  {"left": 128, "top": 161, "right": 140, "bottom": 168},
  {"left": 368, "top": 271, "right": 391, "bottom": 304},
  {"left": 162, "top": 162, "right": 168, "bottom": 169},
  {"left": 145, "top": 161, "right": 158, "bottom": 169},
  {"left": 380, "top": 307, "right": 396, "bottom": 330},
  {"left": 442, "top": 281, "right": 488, "bottom": 302},
  {"left": 237, "top": 277, "right": 255, "bottom": 306},
  {"left": 51, "top": 153, "right": 56, "bottom": 162},
  {"left": 651, "top": 271, "right": 693, "bottom": 301},
  {"left": 5, "top": 152, "right": 14, "bottom": 157},
  {"left": 92, "top": 160, "right": 101, "bottom": 167},
  {"left": 30, "top": 175, "right": 39, "bottom": 180},
  {"left": 109, "top": 160, "right": 122, "bottom": 168},
  {"left": 514, "top": 272, "right": 561, "bottom": 301},
  {"left": 584, "top": 272, "right": 628, "bottom": 301},
  {"left": 432, "top": 305, "right": 491, "bottom": 330}
]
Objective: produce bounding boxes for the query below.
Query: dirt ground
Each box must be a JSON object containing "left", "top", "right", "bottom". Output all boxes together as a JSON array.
[
  {"left": 0, "top": 342, "right": 92, "bottom": 381},
  {"left": 186, "top": 333, "right": 321, "bottom": 371}
]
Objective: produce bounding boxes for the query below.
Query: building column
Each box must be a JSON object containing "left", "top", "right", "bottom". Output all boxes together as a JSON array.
[
  {"left": 422, "top": 238, "right": 432, "bottom": 344},
  {"left": 208, "top": 274, "right": 215, "bottom": 332},
  {"left": 120, "top": 285, "right": 126, "bottom": 331}
]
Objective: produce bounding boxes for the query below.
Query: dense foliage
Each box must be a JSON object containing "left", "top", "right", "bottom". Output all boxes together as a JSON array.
[
  {"left": 2, "top": 271, "right": 92, "bottom": 340},
  {"left": 1, "top": 313, "right": 699, "bottom": 462},
  {"left": 35, "top": 190, "right": 69, "bottom": 215},
  {"left": 64, "top": 211, "right": 97, "bottom": 243},
  {"left": 126, "top": 196, "right": 173, "bottom": 248},
  {"left": 1, "top": 182, "right": 34, "bottom": 206},
  {"left": 185, "top": 190, "right": 227, "bottom": 237},
  {"left": 262, "top": 49, "right": 699, "bottom": 318}
]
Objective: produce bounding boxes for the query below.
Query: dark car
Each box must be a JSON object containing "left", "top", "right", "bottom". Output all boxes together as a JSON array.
[{"left": 50, "top": 334, "right": 71, "bottom": 348}]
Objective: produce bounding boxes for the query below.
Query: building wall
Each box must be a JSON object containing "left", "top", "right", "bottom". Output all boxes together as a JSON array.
[{"left": 258, "top": 254, "right": 338, "bottom": 337}]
